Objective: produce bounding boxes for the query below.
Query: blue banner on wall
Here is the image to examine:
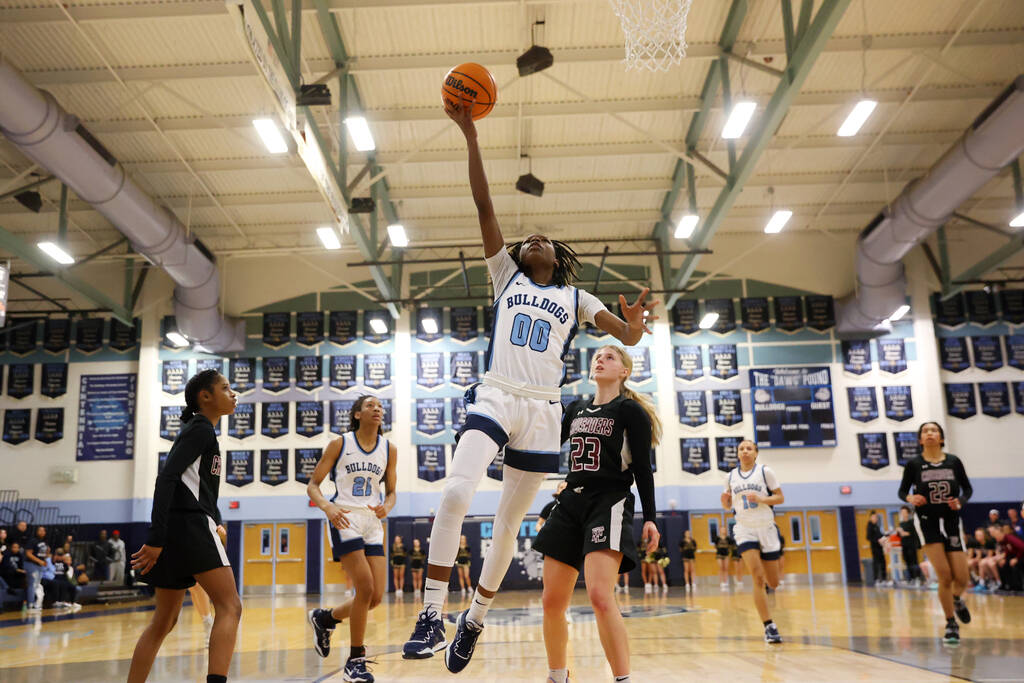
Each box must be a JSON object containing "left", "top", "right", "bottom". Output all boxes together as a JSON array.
[
  {"left": 229, "top": 358, "right": 255, "bottom": 393},
  {"left": 1005, "top": 335, "right": 1024, "bottom": 370},
  {"left": 363, "top": 354, "right": 391, "bottom": 389},
  {"left": 3, "top": 408, "right": 31, "bottom": 445},
  {"left": 363, "top": 313, "right": 391, "bottom": 344},
  {"left": 417, "top": 352, "right": 444, "bottom": 389},
  {"left": 858, "top": 432, "right": 890, "bottom": 470},
  {"left": 296, "top": 311, "right": 324, "bottom": 346},
  {"left": 893, "top": 432, "right": 920, "bottom": 466},
  {"left": 584, "top": 321, "right": 608, "bottom": 339},
  {"left": 417, "top": 444, "right": 447, "bottom": 482},
  {"left": 712, "top": 390, "right": 742, "bottom": 426},
  {"left": 296, "top": 401, "right": 324, "bottom": 437},
  {"left": 225, "top": 450, "right": 254, "bottom": 487},
  {"left": 1014, "top": 382, "right": 1024, "bottom": 415},
  {"left": 261, "top": 356, "right": 290, "bottom": 393},
  {"left": 627, "top": 347, "right": 652, "bottom": 381},
  {"left": 450, "top": 307, "right": 478, "bottom": 342},
  {"left": 260, "top": 449, "right": 288, "bottom": 486},
  {"left": 932, "top": 292, "right": 966, "bottom": 328},
  {"left": 965, "top": 290, "right": 997, "bottom": 325},
  {"left": 381, "top": 398, "right": 393, "bottom": 433},
  {"left": 709, "top": 344, "right": 738, "bottom": 380},
  {"left": 979, "top": 382, "right": 1010, "bottom": 418},
  {"left": 970, "top": 335, "right": 1003, "bottom": 371},
  {"left": 330, "top": 399, "right": 354, "bottom": 435},
  {"left": 77, "top": 374, "right": 136, "bottom": 460},
  {"left": 158, "top": 451, "right": 169, "bottom": 475},
  {"left": 671, "top": 300, "right": 699, "bottom": 334},
  {"left": 877, "top": 338, "right": 907, "bottom": 374},
  {"left": 449, "top": 351, "right": 479, "bottom": 387},
  {"left": 939, "top": 337, "right": 970, "bottom": 372},
  {"left": 749, "top": 366, "right": 836, "bottom": 448},
  {"left": 416, "top": 307, "right": 443, "bottom": 343},
  {"left": 196, "top": 358, "right": 223, "bottom": 375},
  {"left": 842, "top": 339, "right": 872, "bottom": 375},
  {"left": 674, "top": 345, "right": 703, "bottom": 381},
  {"left": 882, "top": 385, "right": 914, "bottom": 421},
  {"left": 740, "top": 297, "right": 770, "bottom": 332},
  {"left": 328, "top": 311, "right": 357, "bottom": 346},
  {"left": 451, "top": 397, "right": 467, "bottom": 432},
  {"left": 109, "top": 318, "right": 137, "bottom": 353},
  {"left": 41, "top": 363, "right": 67, "bottom": 398},
  {"left": 6, "top": 363, "right": 33, "bottom": 399},
  {"left": 704, "top": 298, "right": 736, "bottom": 334},
  {"left": 35, "top": 407, "right": 64, "bottom": 444},
  {"left": 294, "top": 448, "right": 320, "bottom": 484},
  {"left": 676, "top": 390, "right": 707, "bottom": 428},
  {"left": 773, "top": 296, "right": 804, "bottom": 332},
  {"left": 562, "top": 348, "right": 583, "bottom": 385},
  {"left": 261, "top": 402, "right": 289, "bottom": 438},
  {"left": 262, "top": 312, "right": 290, "bottom": 347},
  {"left": 805, "top": 295, "right": 835, "bottom": 331},
  {"left": 74, "top": 318, "right": 104, "bottom": 354},
  {"left": 160, "top": 405, "right": 182, "bottom": 441},
  {"left": 415, "top": 398, "right": 445, "bottom": 437},
  {"left": 944, "top": 383, "right": 976, "bottom": 419},
  {"left": 43, "top": 318, "right": 70, "bottom": 353},
  {"left": 7, "top": 318, "right": 38, "bottom": 355},
  {"left": 329, "top": 355, "right": 357, "bottom": 390},
  {"left": 680, "top": 437, "right": 710, "bottom": 475},
  {"left": 161, "top": 360, "right": 189, "bottom": 395},
  {"left": 847, "top": 386, "right": 878, "bottom": 423},
  {"left": 716, "top": 436, "right": 742, "bottom": 473},
  {"left": 483, "top": 306, "right": 495, "bottom": 339},
  {"left": 296, "top": 355, "right": 323, "bottom": 391},
  {"left": 1000, "top": 289, "right": 1024, "bottom": 324},
  {"left": 229, "top": 403, "right": 255, "bottom": 439}
]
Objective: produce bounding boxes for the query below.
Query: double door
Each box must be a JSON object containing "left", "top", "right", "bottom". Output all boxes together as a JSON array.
[{"left": 242, "top": 522, "right": 306, "bottom": 594}]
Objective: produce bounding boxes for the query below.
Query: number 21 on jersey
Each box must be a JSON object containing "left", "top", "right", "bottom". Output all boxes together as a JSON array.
[{"left": 352, "top": 476, "right": 373, "bottom": 497}]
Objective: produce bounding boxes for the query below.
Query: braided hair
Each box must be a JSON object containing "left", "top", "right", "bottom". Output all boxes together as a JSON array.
[
  {"left": 506, "top": 239, "right": 581, "bottom": 288},
  {"left": 181, "top": 369, "right": 222, "bottom": 423},
  {"left": 349, "top": 394, "right": 383, "bottom": 435}
]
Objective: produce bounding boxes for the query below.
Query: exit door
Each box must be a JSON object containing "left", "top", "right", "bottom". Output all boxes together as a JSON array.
[{"left": 242, "top": 521, "right": 306, "bottom": 594}]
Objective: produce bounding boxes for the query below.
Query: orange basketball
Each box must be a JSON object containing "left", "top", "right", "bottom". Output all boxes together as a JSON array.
[{"left": 441, "top": 63, "right": 497, "bottom": 120}]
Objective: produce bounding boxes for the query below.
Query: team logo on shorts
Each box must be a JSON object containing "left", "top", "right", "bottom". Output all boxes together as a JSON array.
[
  {"left": 211, "top": 454, "right": 222, "bottom": 476},
  {"left": 591, "top": 526, "right": 606, "bottom": 543},
  {"left": 949, "top": 535, "right": 961, "bottom": 548}
]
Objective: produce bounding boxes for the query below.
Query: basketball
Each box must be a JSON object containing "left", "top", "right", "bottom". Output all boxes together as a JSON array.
[{"left": 441, "top": 62, "right": 497, "bottom": 120}]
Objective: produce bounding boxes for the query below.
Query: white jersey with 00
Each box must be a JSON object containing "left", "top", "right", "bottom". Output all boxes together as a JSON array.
[
  {"left": 485, "top": 249, "right": 606, "bottom": 389},
  {"left": 725, "top": 463, "right": 779, "bottom": 528},
  {"left": 330, "top": 431, "right": 389, "bottom": 508}
]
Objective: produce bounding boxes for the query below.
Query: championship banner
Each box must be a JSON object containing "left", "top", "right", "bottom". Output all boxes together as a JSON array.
[
  {"left": 932, "top": 292, "right": 966, "bottom": 328},
  {"left": 626, "top": 347, "right": 652, "bottom": 381},
  {"left": 296, "top": 312, "right": 324, "bottom": 347},
  {"left": 847, "top": 386, "right": 878, "bottom": 423},
  {"left": 674, "top": 345, "right": 703, "bottom": 381},
  {"left": 858, "top": 432, "right": 890, "bottom": 470},
  {"left": 363, "top": 313, "right": 391, "bottom": 344},
  {"left": 893, "top": 432, "right": 921, "bottom": 466},
  {"left": 450, "top": 351, "right": 479, "bottom": 387},
  {"left": 415, "top": 398, "right": 445, "bottom": 437},
  {"left": 226, "top": 450, "right": 254, "bottom": 487},
  {"left": 712, "top": 390, "right": 743, "bottom": 426},
  {"left": 708, "top": 344, "right": 738, "bottom": 380},
  {"left": 965, "top": 290, "right": 997, "bottom": 325},
  {"left": 979, "top": 382, "right": 1011, "bottom": 418},
  {"left": 671, "top": 300, "right": 699, "bottom": 334},
  {"left": 704, "top": 298, "right": 736, "bottom": 334},
  {"left": 805, "top": 295, "right": 836, "bottom": 331},
  {"left": 109, "top": 318, "right": 137, "bottom": 352},
  {"left": 450, "top": 307, "right": 478, "bottom": 342},
  {"left": 196, "top": 358, "right": 224, "bottom": 375},
  {"left": 35, "top": 407, "right": 64, "bottom": 444},
  {"left": 417, "top": 352, "right": 444, "bottom": 389},
  {"left": 562, "top": 348, "right": 583, "bottom": 385},
  {"left": 715, "top": 436, "right": 742, "bottom": 473},
  {"left": 1005, "top": 335, "right": 1024, "bottom": 370},
  {"left": 261, "top": 402, "right": 289, "bottom": 438},
  {"left": 2, "top": 408, "right": 31, "bottom": 445},
  {"left": 584, "top": 322, "right": 608, "bottom": 339},
  {"left": 483, "top": 306, "right": 495, "bottom": 339},
  {"left": 416, "top": 307, "right": 443, "bottom": 343},
  {"left": 229, "top": 358, "right": 256, "bottom": 393},
  {"left": 161, "top": 360, "right": 189, "bottom": 395},
  {"left": 999, "top": 289, "right": 1024, "bottom": 324},
  {"left": 295, "top": 401, "right": 324, "bottom": 437},
  {"left": 877, "top": 338, "right": 907, "bottom": 374},
  {"left": 262, "top": 312, "right": 291, "bottom": 347},
  {"left": 329, "top": 355, "right": 357, "bottom": 390},
  {"left": 261, "top": 356, "right": 290, "bottom": 393},
  {"left": 944, "top": 383, "right": 976, "bottom": 419},
  {"left": 381, "top": 398, "right": 393, "bottom": 433},
  {"left": 158, "top": 452, "right": 168, "bottom": 475},
  {"left": 487, "top": 450, "right": 504, "bottom": 481},
  {"left": 41, "top": 363, "right": 68, "bottom": 398},
  {"left": 1014, "top": 382, "right": 1024, "bottom": 416},
  {"left": 740, "top": 297, "right": 770, "bottom": 332},
  {"left": 773, "top": 296, "right": 804, "bottom": 332},
  {"left": 842, "top": 339, "right": 872, "bottom": 375},
  {"left": 6, "top": 363, "right": 34, "bottom": 398},
  {"left": 450, "top": 397, "right": 467, "bottom": 432},
  {"left": 363, "top": 354, "right": 392, "bottom": 389},
  {"left": 417, "top": 444, "right": 447, "bottom": 482},
  {"left": 676, "top": 390, "right": 708, "bottom": 428},
  {"left": 294, "top": 448, "right": 320, "bottom": 484},
  {"left": 970, "top": 335, "right": 1003, "bottom": 371},
  {"left": 749, "top": 367, "right": 836, "bottom": 448},
  {"left": 8, "top": 318, "right": 38, "bottom": 355},
  {"left": 43, "top": 318, "right": 70, "bottom": 353},
  {"left": 939, "top": 337, "right": 970, "bottom": 372},
  {"left": 330, "top": 399, "right": 354, "bottom": 435},
  {"left": 74, "top": 318, "right": 104, "bottom": 353},
  {"left": 680, "top": 437, "right": 710, "bottom": 475},
  {"left": 328, "top": 311, "right": 357, "bottom": 346},
  {"left": 160, "top": 405, "right": 182, "bottom": 441},
  {"left": 296, "top": 355, "right": 323, "bottom": 391},
  {"left": 882, "top": 386, "right": 914, "bottom": 421},
  {"left": 229, "top": 403, "right": 255, "bottom": 439},
  {"left": 260, "top": 449, "right": 288, "bottom": 486}
]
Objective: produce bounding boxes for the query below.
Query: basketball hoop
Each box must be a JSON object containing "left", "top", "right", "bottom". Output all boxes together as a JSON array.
[{"left": 608, "top": 0, "right": 694, "bottom": 72}]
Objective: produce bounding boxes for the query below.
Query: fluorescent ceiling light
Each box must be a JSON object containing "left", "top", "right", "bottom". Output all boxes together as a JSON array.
[
  {"left": 421, "top": 317, "right": 439, "bottom": 335},
  {"left": 837, "top": 99, "right": 877, "bottom": 137},
  {"left": 344, "top": 116, "right": 375, "bottom": 152},
  {"left": 387, "top": 223, "right": 409, "bottom": 248},
  {"left": 37, "top": 241, "right": 75, "bottom": 265},
  {"left": 1010, "top": 210, "right": 1024, "bottom": 228},
  {"left": 675, "top": 214, "right": 699, "bottom": 239},
  {"left": 165, "top": 331, "right": 189, "bottom": 348},
  {"left": 721, "top": 101, "right": 756, "bottom": 139},
  {"left": 369, "top": 317, "right": 388, "bottom": 335},
  {"left": 764, "top": 210, "right": 793, "bottom": 234},
  {"left": 252, "top": 118, "right": 288, "bottom": 154},
  {"left": 316, "top": 226, "right": 341, "bottom": 250},
  {"left": 887, "top": 304, "right": 910, "bottom": 322},
  {"left": 699, "top": 312, "right": 719, "bottom": 329}
]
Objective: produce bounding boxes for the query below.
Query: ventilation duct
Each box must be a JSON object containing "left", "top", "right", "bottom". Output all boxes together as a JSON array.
[
  {"left": 836, "top": 75, "right": 1024, "bottom": 338},
  {"left": 0, "top": 60, "right": 245, "bottom": 352}
]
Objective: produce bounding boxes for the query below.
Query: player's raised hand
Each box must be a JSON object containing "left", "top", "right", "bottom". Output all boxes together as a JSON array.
[
  {"left": 620, "top": 288, "right": 659, "bottom": 335},
  {"left": 444, "top": 93, "right": 477, "bottom": 137},
  {"left": 642, "top": 521, "right": 660, "bottom": 553}
]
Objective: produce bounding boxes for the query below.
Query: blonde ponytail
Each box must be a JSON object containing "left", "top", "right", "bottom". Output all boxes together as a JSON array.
[{"left": 622, "top": 385, "right": 662, "bottom": 447}]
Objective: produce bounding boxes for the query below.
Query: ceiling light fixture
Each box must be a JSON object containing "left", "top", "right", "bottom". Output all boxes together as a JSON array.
[
  {"left": 344, "top": 116, "right": 376, "bottom": 152},
  {"left": 675, "top": 214, "right": 699, "bottom": 239},
  {"left": 764, "top": 210, "right": 793, "bottom": 234},
  {"left": 699, "top": 312, "right": 719, "bottom": 329},
  {"left": 721, "top": 101, "right": 756, "bottom": 139},
  {"left": 252, "top": 118, "right": 288, "bottom": 154},
  {"left": 387, "top": 223, "right": 409, "bottom": 248},
  {"left": 37, "top": 241, "right": 75, "bottom": 265},
  {"left": 837, "top": 99, "right": 877, "bottom": 137},
  {"left": 316, "top": 226, "right": 341, "bottom": 250}
]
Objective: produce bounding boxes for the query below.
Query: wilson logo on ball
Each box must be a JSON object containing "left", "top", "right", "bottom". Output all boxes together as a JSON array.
[{"left": 445, "top": 76, "right": 479, "bottom": 99}]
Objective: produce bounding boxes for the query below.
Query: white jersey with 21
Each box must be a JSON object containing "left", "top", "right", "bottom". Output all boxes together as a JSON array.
[
  {"left": 330, "top": 431, "right": 389, "bottom": 508},
  {"left": 726, "top": 463, "right": 779, "bottom": 528}
]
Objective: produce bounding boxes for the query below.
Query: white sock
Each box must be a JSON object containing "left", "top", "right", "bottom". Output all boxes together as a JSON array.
[
  {"left": 548, "top": 668, "right": 569, "bottom": 683},
  {"left": 423, "top": 578, "right": 448, "bottom": 617},
  {"left": 466, "top": 590, "right": 493, "bottom": 625}
]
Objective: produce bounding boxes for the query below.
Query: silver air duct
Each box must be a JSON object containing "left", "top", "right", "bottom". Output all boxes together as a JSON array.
[
  {"left": 0, "top": 60, "right": 245, "bottom": 352},
  {"left": 836, "top": 75, "right": 1024, "bottom": 338}
]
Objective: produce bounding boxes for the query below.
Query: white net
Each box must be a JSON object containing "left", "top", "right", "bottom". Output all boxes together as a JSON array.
[{"left": 608, "top": 0, "right": 694, "bottom": 72}]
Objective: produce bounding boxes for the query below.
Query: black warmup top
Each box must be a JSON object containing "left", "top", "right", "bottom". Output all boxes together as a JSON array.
[
  {"left": 680, "top": 538, "right": 697, "bottom": 560},
  {"left": 715, "top": 536, "right": 731, "bottom": 555},
  {"left": 897, "top": 453, "right": 973, "bottom": 513},
  {"left": 456, "top": 546, "right": 472, "bottom": 564},
  {"left": 899, "top": 519, "right": 918, "bottom": 550}
]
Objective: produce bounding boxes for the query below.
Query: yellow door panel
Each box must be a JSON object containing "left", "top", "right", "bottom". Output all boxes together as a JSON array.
[
  {"left": 274, "top": 522, "right": 306, "bottom": 587},
  {"left": 243, "top": 523, "right": 274, "bottom": 588}
]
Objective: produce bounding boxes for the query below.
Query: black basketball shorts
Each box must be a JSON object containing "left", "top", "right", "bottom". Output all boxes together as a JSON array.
[
  {"left": 533, "top": 487, "right": 639, "bottom": 574},
  {"left": 914, "top": 509, "right": 965, "bottom": 553},
  {"left": 142, "top": 512, "right": 230, "bottom": 590}
]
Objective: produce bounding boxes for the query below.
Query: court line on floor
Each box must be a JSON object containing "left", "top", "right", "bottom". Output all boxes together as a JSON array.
[{"left": 0, "top": 603, "right": 156, "bottom": 629}]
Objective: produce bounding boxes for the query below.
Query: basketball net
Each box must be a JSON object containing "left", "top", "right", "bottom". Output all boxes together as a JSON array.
[{"left": 608, "top": 0, "right": 694, "bottom": 72}]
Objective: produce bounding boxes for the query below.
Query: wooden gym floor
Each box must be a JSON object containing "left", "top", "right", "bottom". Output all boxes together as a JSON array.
[{"left": 1, "top": 584, "right": 1022, "bottom": 682}]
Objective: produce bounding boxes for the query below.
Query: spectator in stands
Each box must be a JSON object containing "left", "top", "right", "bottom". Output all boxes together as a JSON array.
[
  {"left": 50, "top": 549, "right": 81, "bottom": 611},
  {"left": 967, "top": 528, "right": 996, "bottom": 590},
  {"left": 1007, "top": 507, "right": 1023, "bottom": 538},
  {"left": 10, "top": 521, "right": 30, "bottom": 551},
  {"left": 895, "top": 506, "right": 922, "bottom": 585},
  {"left": 109, "top": 529, "right": 126, "bottom": 585},
  {"left": 987, "top": 524, "right": 1024, "bottom": 592},
  {"left": 988, "top": 509, "right": 1003, "bottom": 527},
  {"left": 0, "top": 527, "right": 8, "bottom": 554},
  {"left": 91, "top": 530, "right": 112, "bottom": 582},
  {"left": 25, "top": 525, "right": 50, "bottom": 611},
  {"left": 866, "top": 511, "right": 889, "bottom": 586},
  {"left": 1, "top": 541, "right": 25, "bottom": 592}
]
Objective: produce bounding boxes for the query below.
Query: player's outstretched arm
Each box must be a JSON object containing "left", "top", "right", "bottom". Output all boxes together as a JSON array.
[
  {"left": 445, "top": 94, "right": 503, "bottom": 258},
  {"left": 593, "top": 288, "right": 659, "bottom": 345}
]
